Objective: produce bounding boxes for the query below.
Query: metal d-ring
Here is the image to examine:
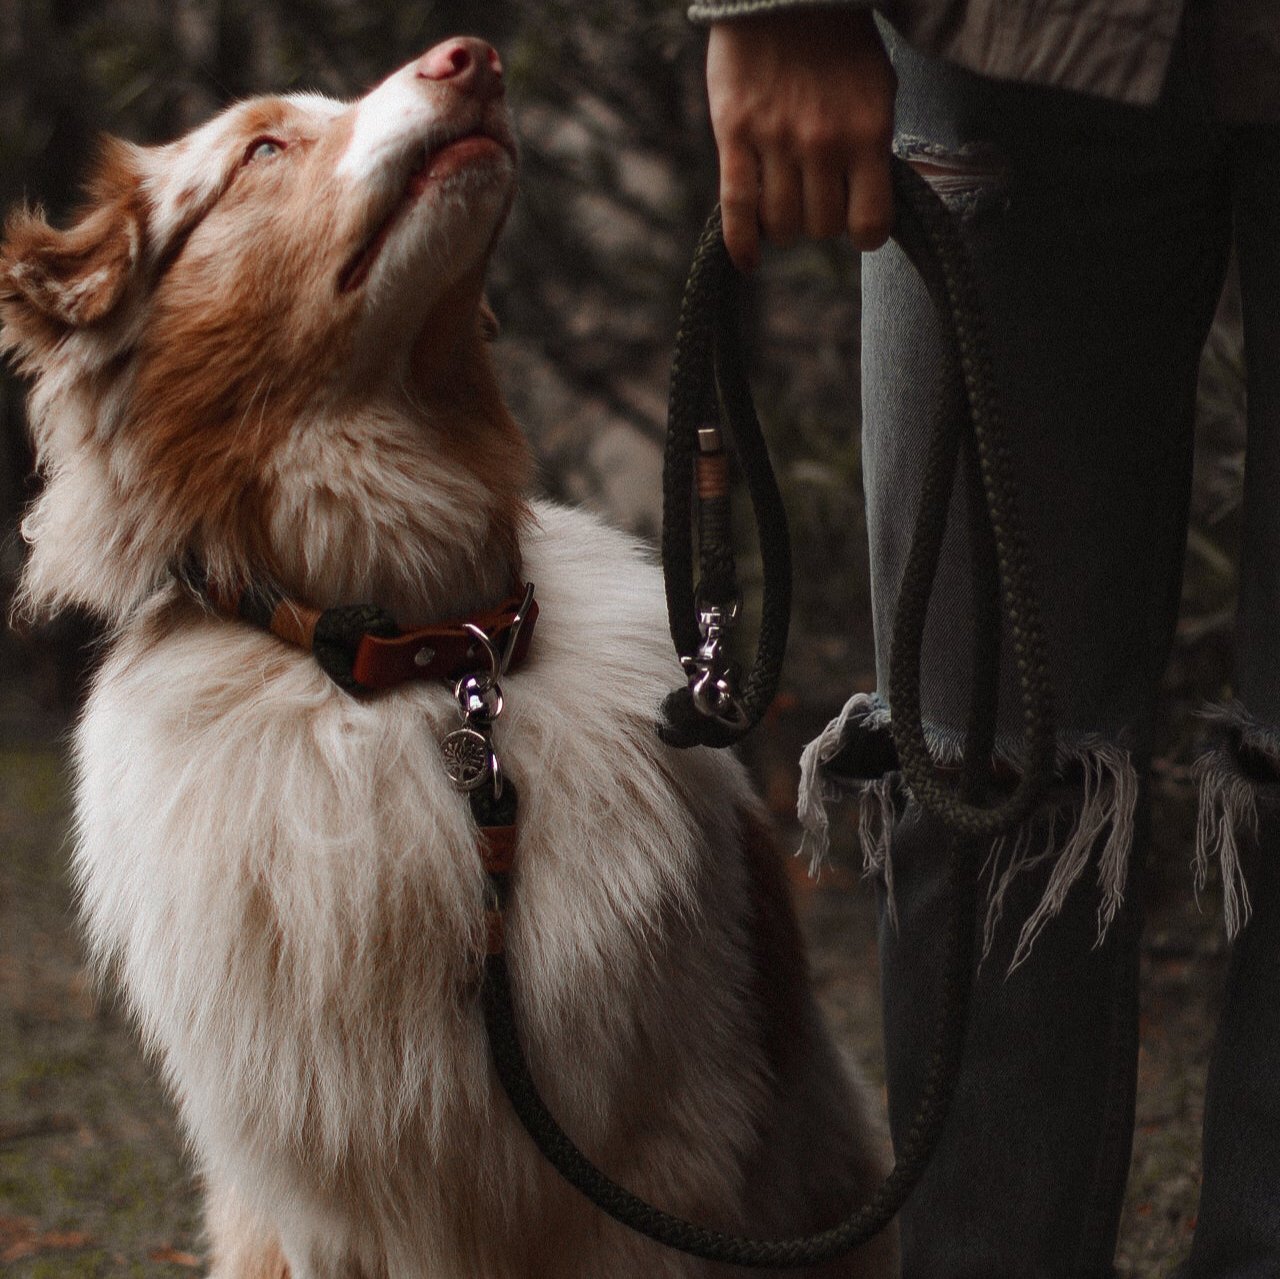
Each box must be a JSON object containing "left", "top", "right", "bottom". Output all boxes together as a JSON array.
[
  {"left": 455, "top": 672, "right": 505, "bottom": 723},
  {"left": 462, "top": 623, "right": 501, "bottom": 690}
]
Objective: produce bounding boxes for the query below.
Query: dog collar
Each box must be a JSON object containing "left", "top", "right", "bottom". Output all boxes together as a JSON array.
[
  {"left": 182, "top": 562, "right": 534, "bottom": 957},
  {"left": 183, "top": 565, "right": 538, "bottom": 694}
]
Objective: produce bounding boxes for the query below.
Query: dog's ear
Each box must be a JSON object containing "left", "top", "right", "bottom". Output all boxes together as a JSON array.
[
  {"left": 479, "top": 298, "right": 500, "bottom": 342},
  {"left": 1, "top": 138, "right": 145, "bottom": 365}
]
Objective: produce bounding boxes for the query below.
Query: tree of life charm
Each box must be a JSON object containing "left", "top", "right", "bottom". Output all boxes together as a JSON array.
[
  {"left": 441, "top": 726, "right": 493, "bottom": 792},
  {"left": 438, "top": 603, "right": 534, "bottom": 800}
]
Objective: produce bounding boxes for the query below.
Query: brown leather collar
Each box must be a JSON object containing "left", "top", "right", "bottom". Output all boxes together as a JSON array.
[
  {"left": 347, "top": 587, "right": 538, "bottom": 691},
  {"left": 186, "top": 566, "right": 538, "bottom": 694}
]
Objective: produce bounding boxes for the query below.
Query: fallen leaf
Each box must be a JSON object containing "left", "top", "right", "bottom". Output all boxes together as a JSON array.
[
  {"left": 0, "top": 1217, "right": 36, "bottom": 1248},
  {"left": 150, "top": 1246, "right": 202, "bottom": 1268},
  {"left": 46, "top": 1231, "right": 93, "bottom": 1246},
  {"left": 1, "top": 1229, "right": 95, "bottom": 1264}
]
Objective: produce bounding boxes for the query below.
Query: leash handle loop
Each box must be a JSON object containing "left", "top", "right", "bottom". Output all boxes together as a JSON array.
[
  {"left": 660, "top": 160, "right": 1056, "bottom": 840},
  {"left": 660, "top": 208, "right": 792, "bottom": 749}
]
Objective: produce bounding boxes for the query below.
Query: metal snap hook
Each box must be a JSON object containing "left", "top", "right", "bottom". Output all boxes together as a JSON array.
[
  {"left": 688, "top": 665, "right": 750, "bottom": 730},
  {"left": 498, "top": 582, "right": 537, "bottom": 676}
]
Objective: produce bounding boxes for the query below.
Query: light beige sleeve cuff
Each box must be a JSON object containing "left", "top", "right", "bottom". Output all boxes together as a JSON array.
[{"left": 688, "top": 0, "right": 871, "bottom": 24}]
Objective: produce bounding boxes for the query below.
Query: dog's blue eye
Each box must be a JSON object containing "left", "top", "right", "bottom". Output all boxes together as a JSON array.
[{"left": 246, "top": 138, "right": 285, "bottom": 164}]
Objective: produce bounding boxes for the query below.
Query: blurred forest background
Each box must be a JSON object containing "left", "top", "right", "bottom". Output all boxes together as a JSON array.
[
  {"left": 0, "top": 0, "right": 884, "bottom": 713},
  {"left": 0, "top": 0, "right": 1248, "bottom": 1273}
]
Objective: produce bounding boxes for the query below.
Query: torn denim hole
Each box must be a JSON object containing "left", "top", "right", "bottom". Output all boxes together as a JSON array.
[
  {"left": 894, "top": 136, "right": 1008, "bottom": 219},
  {"left": 1193, "top": 702, "right": 1280, "bottom": 938},
  {"left": 797, "top": 693, "right": 1138, "bottom": 968}
]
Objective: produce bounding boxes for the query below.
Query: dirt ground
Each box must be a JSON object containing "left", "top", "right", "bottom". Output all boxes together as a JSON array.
[{"left": 0, "top": 713, "right": 1226, "bottom": 1277}]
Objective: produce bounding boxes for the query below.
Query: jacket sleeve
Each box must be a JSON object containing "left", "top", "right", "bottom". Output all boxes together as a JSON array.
[
  {"left": 687, "top": 0, "right": 1183, "bottom": 109},
  {"left": 688, "top": 0, "right": 873, "bottom": 21}
]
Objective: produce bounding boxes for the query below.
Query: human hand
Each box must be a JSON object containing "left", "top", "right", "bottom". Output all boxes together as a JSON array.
[{"left": 705, "top": 8, "right": 897, "bottom": 271}]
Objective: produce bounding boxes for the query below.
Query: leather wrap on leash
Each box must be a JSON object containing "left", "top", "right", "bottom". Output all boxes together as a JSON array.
[{"left": 479, "top": 156, "right": 1058, "bottom": 1266}]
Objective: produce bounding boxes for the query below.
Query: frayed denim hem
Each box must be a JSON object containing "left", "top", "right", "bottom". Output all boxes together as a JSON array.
[
  {"left": 798, "top": 692, "right": 1138, "bottom": 969},
  {"left": 1192, "top": 701, "right": 1280, "bottom": 938}
]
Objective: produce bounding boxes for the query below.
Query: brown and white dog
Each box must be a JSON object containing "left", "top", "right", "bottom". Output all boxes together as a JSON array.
[{"left": 1, "top": 39, "right": 894, "bottom": 1279}]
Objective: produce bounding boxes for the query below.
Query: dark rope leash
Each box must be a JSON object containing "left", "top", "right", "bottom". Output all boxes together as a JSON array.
[
  {"left": 478, "top": 157, "right": 1056, "bottom": 1267},
  {"left": 481, "top": 828, "right": 979, "bottom": 1268}
]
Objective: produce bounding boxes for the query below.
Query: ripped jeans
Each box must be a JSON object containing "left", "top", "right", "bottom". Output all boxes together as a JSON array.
[{"left": 803, "top": 20, "right": 1280, "bottom": 1279}]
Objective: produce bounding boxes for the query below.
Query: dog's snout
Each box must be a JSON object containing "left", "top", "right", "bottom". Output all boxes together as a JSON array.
[{"left": 415, "top": 38, "right": 504, "bottom": 98}]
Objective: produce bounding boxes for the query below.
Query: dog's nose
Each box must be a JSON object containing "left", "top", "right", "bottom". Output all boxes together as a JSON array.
[{"left": 416, "top": 38, "right": 504, "bottom": 99}]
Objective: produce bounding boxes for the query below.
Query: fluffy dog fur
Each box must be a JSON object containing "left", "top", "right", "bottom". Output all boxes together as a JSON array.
[{"left": 1, "top": 40, "right": 895, "bottom": 1279}]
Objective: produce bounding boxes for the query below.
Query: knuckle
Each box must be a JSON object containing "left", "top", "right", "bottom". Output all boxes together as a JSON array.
[
  {"left": 762, "top": 207, "right": 800, "bottom": 244},
  {"left": 712, "top": 104, "right": 752, "bottom": 140},
  {"left": 715, "top": 127, "right": 758, "bottom": 170},
  {"left": 724, "top": 227, "right": 759, "bottom": 271},
  {"left": 752, "top": 123, "right": 784, "bottom": 154},
  {"left": 720, "top": 192, "right": 758, "bottom": 226},
  {"left": 721, "top": 219, "right": 746, "bottom": 247},
  {"left": 797, "top": 122, "right": 845, "bottom": 158},
  {"left": 720, "top": 184, "right": 756, "bottom": 209},
  {"left": 852, "top": 111, "right": 895, "bottom": 150},
  {"left": 720, "top": 198, "right": 752, "bottom": 227},
  {"left": 719, "top": 163, "right": 760, "bottom": 211},
  {"left": 849, "top": 215, "right": 892, "bottom": 251},
  {"left": 766, "top": 180, "right": 803, "bottom": 215},
  {"left": 810, "top": 209, "right": 845, "bottom": 239}
]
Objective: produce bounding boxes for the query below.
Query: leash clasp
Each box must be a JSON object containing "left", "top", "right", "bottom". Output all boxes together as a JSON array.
[
  {"left": 681, "top": 595, "right": 749, "bottom": 731},
  {"left": 439, "top": 583, "right": 537, "bottom": 798}
]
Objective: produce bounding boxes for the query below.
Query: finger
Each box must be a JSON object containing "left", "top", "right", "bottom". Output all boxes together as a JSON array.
[
  {"left": 801, "top": 161, "right": 849, "bottom": 241},
  {"left": 759, "top": 152, "right": 803, "bottom": 248},
  {"left": 848, "top": 149, "right": 894, "bottom": 251},
  {"left": 719, "top": 140, "right": 762, "bottom": 272}
]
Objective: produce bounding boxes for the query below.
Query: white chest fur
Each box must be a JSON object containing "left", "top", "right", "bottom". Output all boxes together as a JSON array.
[{"left": 71, "top": 501, "right": 768, "bottom": 1269}]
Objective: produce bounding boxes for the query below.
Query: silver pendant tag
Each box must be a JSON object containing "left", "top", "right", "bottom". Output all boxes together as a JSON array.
[
  {"left": 438, "top": 587, "right": 534, "bottom": 799},
  {"left": 441, "top": 726, "right": 494, "bottom": 792}
]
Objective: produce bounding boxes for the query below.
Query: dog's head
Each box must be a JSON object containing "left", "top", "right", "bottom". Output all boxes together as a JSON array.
[{"left": 3, "top": 39, "right": 531, "bottom": 625}]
